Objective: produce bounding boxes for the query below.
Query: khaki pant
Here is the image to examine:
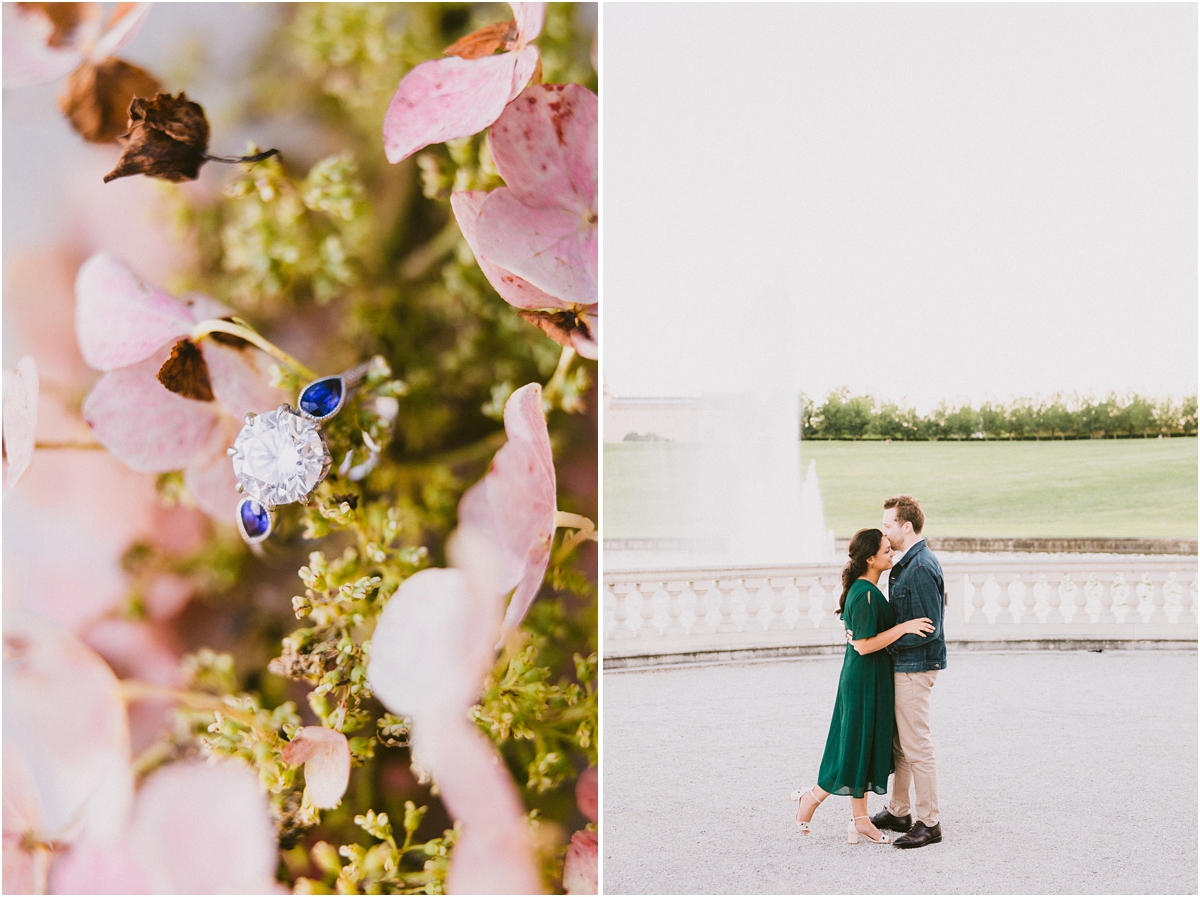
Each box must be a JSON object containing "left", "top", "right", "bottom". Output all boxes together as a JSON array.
[{"left": 889, "top": 670, "right": 939, "bottom": 825}]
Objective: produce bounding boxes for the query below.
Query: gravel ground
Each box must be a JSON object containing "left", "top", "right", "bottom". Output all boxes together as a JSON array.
[{"left": 601, "top": 649, "right": 1197, "bottom": 895}]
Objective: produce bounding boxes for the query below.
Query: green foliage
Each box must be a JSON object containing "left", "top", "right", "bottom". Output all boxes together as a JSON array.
[{"left": 802, "top": 389, "right": 1199, "bottom": 440}]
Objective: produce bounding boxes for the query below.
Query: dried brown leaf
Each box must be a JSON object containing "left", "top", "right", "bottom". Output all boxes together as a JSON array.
[
  {"left": 443, "top": 19, "right": 518, "bottom": 59},
  {"left": 104, "top": 92, "right": 210, "bottom": 183},
  {"left": 58, "top": 57, "right": 161, "bottom": 144},
  {"left": 516, "top": 308, "right": 593, "bottom": 351},
  {"left": 157, "top": 339, "right": 214, "bottom": 402}
]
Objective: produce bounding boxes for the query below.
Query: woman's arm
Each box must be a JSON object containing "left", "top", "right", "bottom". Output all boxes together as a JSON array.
[{"left": 851, "top": 617, "right": 934, "bottom": 656}]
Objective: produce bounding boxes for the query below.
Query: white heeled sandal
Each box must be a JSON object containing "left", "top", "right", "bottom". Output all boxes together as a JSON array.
[
  {"left": 847, "top": 815, "right": 893, "bottom": 844},
  {"left": 788, "top": 788, "right": 821, "bottom": 834}
]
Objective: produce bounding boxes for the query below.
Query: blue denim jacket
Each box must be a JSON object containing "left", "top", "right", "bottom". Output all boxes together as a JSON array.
[{"left": 886, "top": 539, "right": 948, "bottom": 672}]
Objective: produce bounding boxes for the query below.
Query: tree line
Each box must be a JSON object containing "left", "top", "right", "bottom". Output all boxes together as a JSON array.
[{"left": 801, "top": 389, "right": 1198, "bottom": 440}]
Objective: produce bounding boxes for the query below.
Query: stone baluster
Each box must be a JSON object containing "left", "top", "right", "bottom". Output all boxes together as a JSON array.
[
  {"left": 1058, "top": 575, "right": 1078, "bottom": 623},
  {"left": 636, "top": 583, "right": 658, "bottom": 638},
  {"left": 716, "top": 582, "right": 737, "bottom": 633},
  {"left": 695, "top": 583, "right": 718, "bottom": 634},
  {"left": 609, "top": 585, "right": 633, "bottom": 640},
  {"left": 733, "top": 579, "right": 756, "bottom": 631},
  {"left": 665, "top": 583, "right": 686, "bottom": 636},
  {"left": 1033, "top": 574, "right": 1052, "bottom": 623},
  {"left": 1162, "top": 573, "right": 1183, "bottom": 625},
  {"left": 679, "top": 582, "right": 702, "bottom": 633},
  {"left": 766, "top": 580, "right": 788, "bottom": 631},
  {"left": 1110, "top": 573, "right": 1130, "bottom": 623},
  {"left": 781, "top": 578, "right": 802, "bottom": 629},
  {"left": 807, "top": 579, "right": 826, "bottom": 628},
  {"left": 1084, "top": 573, "right": 1104, "bottom": 623},
  {"left": 1007, "top": 574, "right": 1027, "bottom": 625},
  {"left": 962, "top": 575, "right": 976, "bottom": 624},
  {"left": 1136, "top": 573, "right": 1156, "bottom": 624},
  {"left": 981, "top": 575, "right": 1001, "bottom": 624}
]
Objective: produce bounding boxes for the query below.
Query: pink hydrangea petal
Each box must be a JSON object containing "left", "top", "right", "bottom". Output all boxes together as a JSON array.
[
  {"left": 506, "top": 43, "right": 540, "bottom": 103},
  {"left": 2, "top": 834, "right": 48, "bottom": 895},
  {"left": 476, "top": 188, "right": 597, "bottom": 306},
  {"left": 419, "top": 717, "right": 541, "bottom": 896},
  {"left": 142, "top": 573, "right": 196, "bottom": 622},
  {"left": 457, "top": 480, "right": 523, "bottom": 591},
  {"left": 55, "top": 760, "right": 280, "bottom": 895},
  {"left": 451, "top": 191, "right": 568, "bottom": 311},
  {"left": 183, "top": 417, "right": 240, "bottom": 522},
  {"left": 201, "top": 341, "right": 287, "bottom": 421},
  {"left": 503, "top": 383, "right": 552, "bottom": 456},
  {"left": 511, "top": 3, "right": 546, "bottom": 42},
  {"left": 75, "top": 253, "right": 195, "bottom": 372},
  {"left": 48, "top": 838, "right": 155, "bottom": 895},
  {"left": 180, "top": 291, "right": 233, "bottom": 322},
  {"left": 83, "top": 618, "right": 182, "bottom": 756},
  {"left": 88, "top": 2, "right": 152, "bottom": 61},
  {"left": 384, "top": 54, "right": 522, "bottom": 165},
  {"left": 83, "top": 348, "right": 218, "bottom": 473},
  {"left": 563, "top": 829, "right": 598, "bottom": 894},
  {"left": 282, "top": 727, "right": 352, "bottom": 810},
  {"left": 3, "top": 356, "right": 40, "bottom": 491},
  {"left": 3, "top": 610, "right": 133, "bottom": 844},
  {"left": 367, "top": 565, "right": 502, "bottom": 720},
  {"left": 1, "top": 3, "right": 93, "bottom": 88},
  {"left": 488, "top": 84, "right": 598, "bottom": 210},
  {"left": 576, "top": 766, "right": 598, "bottom": 824}
]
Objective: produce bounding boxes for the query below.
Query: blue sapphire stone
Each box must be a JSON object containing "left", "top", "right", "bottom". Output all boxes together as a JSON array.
[
  {"left": 239, "top": 499, "right": 271, "bottom": 539},
  {"left": 299, "top": 377, "right": 343, "bottom": 418}
]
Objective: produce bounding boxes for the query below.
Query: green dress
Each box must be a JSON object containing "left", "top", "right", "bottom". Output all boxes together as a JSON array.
[{"left": 816, "top": 579, "right": 896, "bottom": 797}]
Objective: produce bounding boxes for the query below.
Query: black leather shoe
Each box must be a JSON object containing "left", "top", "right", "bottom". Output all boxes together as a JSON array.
[
  {"left": 870, "top": 808, "right": 911, "bottom": 833},
  {"left": 894, "top": 821, "right": 942, "bottom": 849}
]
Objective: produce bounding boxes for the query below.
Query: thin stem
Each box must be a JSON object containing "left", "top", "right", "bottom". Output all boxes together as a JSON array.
[
  {"left": 119, "top": 680, "right": 260, "bottom": 728},
  {"left": 189, "top": 319, "right": 318, "bottom": 380},
  {"left": 201, "top": 148, "right": 281, "bottom": 165},
  {"left": 553, "top": 510, "right": 597, "bottom": 559},
  {"left": 400, "top": 218, "right": 466, "bottom": 280},
  {"left": 34, "top": 440, "right": 104, "bottom": 450},
  {"left": 543, "top": 345, "right": 576, "bottom": 404}
]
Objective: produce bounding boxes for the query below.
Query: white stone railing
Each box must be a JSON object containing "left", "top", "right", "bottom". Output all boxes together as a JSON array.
[{"left": 603, "top": 556, "right": 1198, "bottom": 662}]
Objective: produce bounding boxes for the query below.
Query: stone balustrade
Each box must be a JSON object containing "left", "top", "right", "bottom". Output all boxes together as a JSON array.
[{"left": 603, "top": 556, "right": 1198, "bottom": 667}]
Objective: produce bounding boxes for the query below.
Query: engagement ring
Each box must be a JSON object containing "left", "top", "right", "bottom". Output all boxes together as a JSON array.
[{"left": 229, "top": 362, "right": 371, "bottom": 544}]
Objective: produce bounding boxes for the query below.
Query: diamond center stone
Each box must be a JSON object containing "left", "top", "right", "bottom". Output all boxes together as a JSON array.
[{"left": 231, "top": 410, "right": 329, "bottom": 507}]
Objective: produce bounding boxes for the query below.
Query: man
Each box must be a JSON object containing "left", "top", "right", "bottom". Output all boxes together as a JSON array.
[{"left": 871, "top": 494, "right": 946, "bottom": 849}]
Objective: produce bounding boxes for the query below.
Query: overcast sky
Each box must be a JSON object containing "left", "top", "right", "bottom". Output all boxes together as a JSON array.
[{"left": 603, "top": 3, "right": 1197, "bottom": 411}]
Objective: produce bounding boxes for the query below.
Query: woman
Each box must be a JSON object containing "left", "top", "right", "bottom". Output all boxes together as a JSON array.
[{"left": 789, "top": 528, "right": 934, "bottom": 844}]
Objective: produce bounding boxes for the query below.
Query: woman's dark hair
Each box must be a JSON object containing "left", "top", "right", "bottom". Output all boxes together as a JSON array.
[{"left": 838, "top": 528, "right": 885, "bottom": 617}]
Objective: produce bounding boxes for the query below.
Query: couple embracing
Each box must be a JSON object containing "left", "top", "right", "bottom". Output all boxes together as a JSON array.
[{"left": 790, "top": 494, "right": 946, "bottom": 848}]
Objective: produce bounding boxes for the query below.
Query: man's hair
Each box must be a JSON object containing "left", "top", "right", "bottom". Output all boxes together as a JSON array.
[{"left": 884, "top": 494, "right": 925, "bottom": 534}]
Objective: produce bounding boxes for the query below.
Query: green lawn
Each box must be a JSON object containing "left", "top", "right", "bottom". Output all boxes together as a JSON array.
[{"left": 604, "top": 438, "right": 1198, "bottom": 539}]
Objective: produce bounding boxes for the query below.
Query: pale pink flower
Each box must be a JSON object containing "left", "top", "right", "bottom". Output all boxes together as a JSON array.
[
  {"left": 451, "top": 83, "right": 597, "bottom": 356},
  {"left": 4, "top": 610, "right": 279, "bottom": 894},
  {"left": 2, "top": 356, "right": 40, "bottom": 490},
  {"left": 3, "top": 610, "right": 134, "bottom": 887},
  {"left": 282, "top": 727, "right": 352, "bottom": 810},
  {"left": 76, "top": 252, "right": 286, "bottom": 520},
  {"left": 452, "top": 191, "right": 597, "bottom": 359},
  {"left": 2, "top": 3, "right": 150, "bottom": 89},
  {"left": 383, "top": 3, "right": 546, "bottom": 164},
  {"left": 563, "top": 766, "right": 598, "bottom": 894},
  {"left": 457, "top": 383, "right": 557, "bottom": 640},
  {"left": 367, "top": 530, "right": 542, "bottom": 895},
  {"left": 51, "top": 759, "right": 281, "bottom": 895},
  {"left": 563, "top": 830, "right": 598, "bottom": 895}
]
